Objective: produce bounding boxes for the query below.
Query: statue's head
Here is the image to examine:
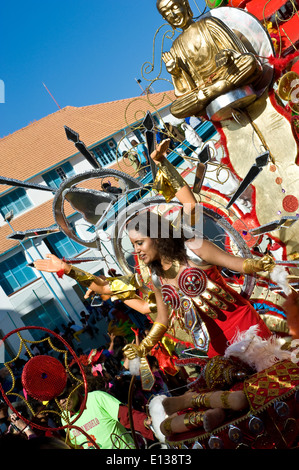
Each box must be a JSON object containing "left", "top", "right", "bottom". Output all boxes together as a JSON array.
[{"left": 156, "top": 0, "right": 194, "bottom": 29}]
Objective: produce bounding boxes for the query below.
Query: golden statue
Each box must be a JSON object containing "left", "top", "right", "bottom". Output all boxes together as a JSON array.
[
  {"left": 157, "top": 0, "right": 299, "bottom": 267},
  {"left": 157, "top": 0, "right": 263, "bottom": 118}
]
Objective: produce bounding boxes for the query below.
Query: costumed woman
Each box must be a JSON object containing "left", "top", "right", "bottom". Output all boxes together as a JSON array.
[
  {"left": 122, "top": 208, "right": 274, "bottom": 362},
  {"left": 33, "top": 142, "right": 276, "bottom": 362},
  {"left": 32, "top": 214, "right": 274, "bottom": 360}
]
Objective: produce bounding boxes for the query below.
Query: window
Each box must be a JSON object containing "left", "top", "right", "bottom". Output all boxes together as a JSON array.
[
  {"left": 92, "top": 140, "right": 119, "bottom": 166},
  {"left": 0, "top": 252, "right": 38, "bottom": 295},
  {"left": 22, "top": 299, "right": 66, "bottom": 341},
  {"left": 46, "top": 231, "right": 86, "bottom": 259},
  {"left": 42, "top": 162, "right": 75, "bottom": 189},
  {"left": 0, "top": 188, "right": 32, "bottom": 218}
]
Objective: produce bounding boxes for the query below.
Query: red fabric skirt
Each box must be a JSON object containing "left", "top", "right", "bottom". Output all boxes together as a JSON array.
[{"left": 199, "top": 266, "right": 271, "bottom": 357}]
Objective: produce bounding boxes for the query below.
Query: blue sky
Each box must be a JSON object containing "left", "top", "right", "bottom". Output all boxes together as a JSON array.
[{"left": 0, "top": 0, "right": 207, "bottom": 138}]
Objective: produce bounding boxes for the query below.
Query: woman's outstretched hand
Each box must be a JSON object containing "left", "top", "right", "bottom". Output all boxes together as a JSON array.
[
  {"left": 33, "top": 254, "right": 69, "bottom": 274},
  {"left": 150, "top": 138, "right": 171, "bottom": 164}
]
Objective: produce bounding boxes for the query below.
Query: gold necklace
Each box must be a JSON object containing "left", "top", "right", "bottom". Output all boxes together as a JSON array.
[{"left": 162, "top": 260, "right": 181, "bottom": 280}]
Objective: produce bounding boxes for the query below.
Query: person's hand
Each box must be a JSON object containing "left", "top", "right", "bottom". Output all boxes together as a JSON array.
[
  {"left": 10, "top": 413, "right": 28, "bottom": 433},
  {"left": 108, "top": 332, "right": 116, "bottom": 342},
  {"left": 33, "top": 254, "right": 69, "bottom": 274},
  {"left": 215, "top": 50, "right": 233, "bottom": 67},
  {"left": 84, "top": 288, "right": 94, "bottom": 299},
  {"left": 162, "top": 51, "right": 180, "bottom": 76},
  {"left": 257, "top": 254, "right": 276, "bottom": 272},
  {"left": 150, "top": 139, "right": 171, "bottom": 163},
  {"left": 123, "top": 343, "right": 142, "bottom": 360}
]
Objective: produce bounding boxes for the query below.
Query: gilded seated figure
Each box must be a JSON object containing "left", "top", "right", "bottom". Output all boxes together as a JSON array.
[{"left": 157, "top": 0, "right": 263, "bottom": 118}]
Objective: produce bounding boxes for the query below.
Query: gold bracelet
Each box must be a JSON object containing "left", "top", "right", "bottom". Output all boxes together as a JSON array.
[
  {"left": 191, "top": 392, "right": 212, "bottom": 409},
  {"left": 159, "top": 158, "right": 187, "bottom": 193},
  {"left": 68, "top": 266, "right": 99, "bottom": 288},
  {"left": 162, "top": 417, "right": 173, "bottom": 436},
  {"left": 184, "top": 411, "right": 204, "bottom": 430},
  {"left": 220, "top": 391, "right": 231, "bottom": 409}
]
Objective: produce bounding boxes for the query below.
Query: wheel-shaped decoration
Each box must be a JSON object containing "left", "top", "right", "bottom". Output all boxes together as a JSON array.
[
  {"left": 178, "top": 267, "right": 208, "bottom": 297},
  {"left": 0, "top": 326, "right": 101, "bottom": 449},
  {"left": 52, "top": 168, "right": 145, "bottom": 249},
  {"left": 111, "top": 196, "right": 256, "bottom": 299},
  {"left": 161, "top": 284, "right": 181, "bottom": 310}
]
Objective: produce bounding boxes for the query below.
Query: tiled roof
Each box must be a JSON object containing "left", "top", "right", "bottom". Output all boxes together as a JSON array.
[
  {"left": 0, "top": 199, "right": 64, "bottom": 254},
  {"left": 0, "top": 91, "right": 174, "bottom": 191},
  {"left": 0, "top": 91, "right": 175, "bottom": 254}
]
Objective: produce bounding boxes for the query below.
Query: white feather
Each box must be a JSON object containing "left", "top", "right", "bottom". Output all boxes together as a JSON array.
[
  {"left": 224, "top": 325, "right": 291, "bottom": 372},
  {"left": 128, "top": 357, "right": 141, "bottom": 376},
  {"left": 270, "top": 265, "right": 291, "bottom": 295},
  {"left": 148, "top": 394, "right": 169, "bottom": 443}
]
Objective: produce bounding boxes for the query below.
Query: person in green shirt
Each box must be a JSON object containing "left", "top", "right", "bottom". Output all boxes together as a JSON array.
[{"left": 60, "top": 387, "right": 135, "bottom": 449}]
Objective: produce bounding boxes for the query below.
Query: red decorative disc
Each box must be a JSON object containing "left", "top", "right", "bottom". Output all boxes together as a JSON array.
[
  {"left": 282, "top": 195, "right": 299, "bottom": 213},
  {"left": 178, "top": 268, "right": 207, "bottom": 297},
  {"left": 22, "top": 355, "right": 67, "bottom": 401},
  {"left": 161, "top": 284, "right": 181, "bottom": 310},
  {"left": 232, "top": 218, "right": 258, "bottom": 248}
]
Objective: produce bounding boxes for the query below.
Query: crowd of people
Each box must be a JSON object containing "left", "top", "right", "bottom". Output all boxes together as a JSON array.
[
  {"left": 0, "top": 132, "right": 299, "bottom": 450},
  {"left": 0, "top": 296, "right": 191, "bottom": 450}
]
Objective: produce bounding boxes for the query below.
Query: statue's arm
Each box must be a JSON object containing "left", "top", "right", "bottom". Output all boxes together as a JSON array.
[{"left": 162, "top": 50, "right": 195, "bottom": 96}]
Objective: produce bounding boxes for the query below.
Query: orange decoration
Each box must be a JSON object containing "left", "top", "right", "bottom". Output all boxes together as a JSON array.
[{"left": 282, "top": 195, "right": 299, "bottom": 213}]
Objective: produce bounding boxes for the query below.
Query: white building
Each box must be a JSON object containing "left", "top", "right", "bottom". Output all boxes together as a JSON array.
[{"left": 0, "top": 91, "right": 216, "bottom": 361}]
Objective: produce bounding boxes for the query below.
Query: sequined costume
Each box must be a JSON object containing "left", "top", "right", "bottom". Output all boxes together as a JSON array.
[{"left": 152, "top": 248, "right": 271, "bottom": 358}]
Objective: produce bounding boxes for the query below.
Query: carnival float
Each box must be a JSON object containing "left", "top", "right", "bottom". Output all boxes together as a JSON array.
[{"left": 0, "top": 0, "right": 299, "bottom": 450}]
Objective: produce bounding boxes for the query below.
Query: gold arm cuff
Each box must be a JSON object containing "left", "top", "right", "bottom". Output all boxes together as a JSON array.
[
  {"left": 138, "top": 322, "right": 168, "bottom": 356},
  {"left": 152, "top": 169, "right": 177, "bottom": 203},
  {"left": 67, "top": 266, "right": 100, "bottom": 288},
  {"left": 108, "top": 274, "right": 141, "bottom": 292},
  {"left": 108, "top": 274, "right": 143, "bottom": 300},
  {"left": 152, "top": 158, "right": 187, "bottom": 202},
  {"left": 146, "top": 291, "right": 157, "bottom": 314},
  {"left": 159, "top": 157, "right": 187, "bottom": 192},
  {"left": 184, "top": 411, "right": 204, "bottom": 430},
  {"left": 220, "top": 391, "right": 231, "bottom": 409},
  {"left": 162, "top": 417, "right": 174, "bottom": 436},
  {"left": 191, "top": 392, "right": 212, "bottom": 409}
]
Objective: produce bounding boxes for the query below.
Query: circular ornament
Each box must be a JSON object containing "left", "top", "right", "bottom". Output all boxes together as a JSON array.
[
  {"left": 282, "top": 195, "right": 299, "bottom": 213},
  {"left": 228, "top": 425, "right": 243, "bottom": 443},
  {"left": 22, "top": 355, "right": 67, "bottom": 401},
  {"left": 274, "top": 401, "right": 290, "bottom": 418},
  {"left": 178, "top": 268, "right": 207, "bottom": 297},
  {"left": 161, "top": 284, "right": 181, "bottom": 310},
  {"left": 208, "top": 435, "right": 224, "bottom": 449},
  {"left": 248, "top": 416, "right": 265, "bottom": 435}
]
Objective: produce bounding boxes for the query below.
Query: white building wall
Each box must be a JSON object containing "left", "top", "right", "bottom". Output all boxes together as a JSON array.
[{"left": 0, "top": 106, "right": 175, "bottom": 357}]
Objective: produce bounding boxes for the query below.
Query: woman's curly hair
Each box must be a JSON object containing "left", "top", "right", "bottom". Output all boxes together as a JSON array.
[{"left": 127, "top": 210, "right": 188, "bottom": 276}]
